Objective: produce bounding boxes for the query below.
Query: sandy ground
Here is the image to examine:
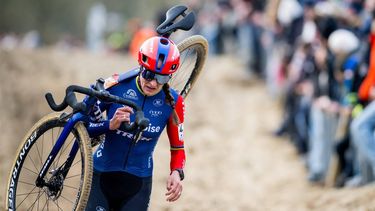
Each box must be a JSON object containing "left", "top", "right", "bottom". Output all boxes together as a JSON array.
[{"left": 1, "top": 48, "right": 375, "bottom": 210}]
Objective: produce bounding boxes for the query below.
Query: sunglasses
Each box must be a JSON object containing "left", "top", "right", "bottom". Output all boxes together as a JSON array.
[{"left": 141, "top": 67, "right": 171, "bottom": 85}]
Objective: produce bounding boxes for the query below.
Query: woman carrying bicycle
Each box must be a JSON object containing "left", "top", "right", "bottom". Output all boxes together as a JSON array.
[{"left": 85, "top": 36, "right": 186, "bottom": 211}]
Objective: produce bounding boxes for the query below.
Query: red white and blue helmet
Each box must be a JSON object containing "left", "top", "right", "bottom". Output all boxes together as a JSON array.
[{"left": 138, "top": 36, "right": 180, "bottom": 75}]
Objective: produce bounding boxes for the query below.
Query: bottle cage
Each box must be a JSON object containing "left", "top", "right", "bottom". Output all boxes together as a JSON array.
[{"left": 156, "top": 5, "right": 196, "bottom": 38}]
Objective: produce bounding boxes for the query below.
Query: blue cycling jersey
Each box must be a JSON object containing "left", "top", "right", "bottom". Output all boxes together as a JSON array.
[{"left": 86, "top": 73, "right": 183, "bottom": 177}]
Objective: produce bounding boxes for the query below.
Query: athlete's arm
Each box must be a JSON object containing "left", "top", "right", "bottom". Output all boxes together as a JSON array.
[
  {"left": 85, "top": 100, "right": 111, "bottom": 137},
  {"left": 85, "top": 75, "right": 131, "bottom": 136},
  {"left": 166, "top": 95, "right": 186, "bottom": 172},
  {"left": 166, "top": 95, "right": 185, "bottom": 202}
]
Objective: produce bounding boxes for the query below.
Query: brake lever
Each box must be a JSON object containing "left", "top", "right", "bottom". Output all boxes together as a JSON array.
[{"left": 95, "top": 78, "right": 106, "bottom": 91}]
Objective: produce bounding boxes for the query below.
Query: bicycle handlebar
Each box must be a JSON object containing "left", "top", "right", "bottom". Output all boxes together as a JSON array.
[{"left": 45, "top": 78, "right": 150, "bottom": 132}]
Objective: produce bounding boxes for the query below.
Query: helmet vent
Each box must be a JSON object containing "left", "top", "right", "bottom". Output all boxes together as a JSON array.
[
  {"left": 157, "top": 54, "right": 165, "bottom": 69},
  {"left": 142, "top": 54, "right": 148, "bottom": 63},
  {"left": 160, "top": 38, "right": 169, "bottom": 45},
  {"left": 171, "top": 64, "right": 177, "bottom": 70}
]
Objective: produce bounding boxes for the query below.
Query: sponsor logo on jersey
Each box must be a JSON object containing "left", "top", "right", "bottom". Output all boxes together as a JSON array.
[
  {"left": 124, "top": 89, "right": 138, "bottom": 100},
  {"left": 96, "top": 140, "right": 105, "bottom": 158},
  {"left": 153, "top": 99, "right": 163, "bottom": 107},
  {"left": 116, "top": 130, "right": 153, "bottom": 141},
  {"left": 149, "top": 110, "right": 162, "bottom": 117},
  {"left": 143, "top": 123, "right": 161, "bottom": 133},
  {"left": 178, "top": 123, "right": 184, "bottom": 141},
  {"left": 96, "top": 206, "right": 106, "bottom": 211},
  {"left": 89, "top": 122, "right": 105, "bottom": 127},
  {"left": 116, "top": 123, "right": 161, "bottom": 141}
]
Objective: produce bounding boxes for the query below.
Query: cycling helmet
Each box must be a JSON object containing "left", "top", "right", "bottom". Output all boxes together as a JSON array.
[{"left": 138, "top": 36, "right": 180, "bottom": 75}]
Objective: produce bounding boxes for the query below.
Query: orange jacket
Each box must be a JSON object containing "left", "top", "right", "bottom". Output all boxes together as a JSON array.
[
  {"left": 129, "top": 28, "right": 156, "bottom": 59},
  {"left": 358, "top": 34, "right": 375, "bottom": 102}
]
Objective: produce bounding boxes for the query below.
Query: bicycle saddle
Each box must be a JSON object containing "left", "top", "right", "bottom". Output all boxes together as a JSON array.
[{"left": 156, "top": 5, "right": 195, "bottom": 37}]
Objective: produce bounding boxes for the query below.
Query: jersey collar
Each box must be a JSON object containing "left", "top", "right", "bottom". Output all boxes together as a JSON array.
[{"left": 135, "top": 76, "right": 146, "bottom": 96}]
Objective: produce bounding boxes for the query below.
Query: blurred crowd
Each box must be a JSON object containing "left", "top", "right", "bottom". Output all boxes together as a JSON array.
[
  {"left": 3, "top": 0, "right": 375, "bottom": 189},
  {"left": 167, "top": 0, "right": 375, "bottom": 189},
  {"left": 213, "top": 0, "right": 375, "bottom": 189},
  {"left": 192, "top": 0, "right": 375, "bottom": 189},
  {"left": 271, "top": 0, "right": 375, "bottom": 188}
]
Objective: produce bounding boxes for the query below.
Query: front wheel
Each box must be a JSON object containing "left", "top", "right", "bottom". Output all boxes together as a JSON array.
[
  {"left": 170, "top": 35, "right": 208, "bottom": 98},
  {"left": 6, "top": 113, "right": 93, "bottom": 211}
]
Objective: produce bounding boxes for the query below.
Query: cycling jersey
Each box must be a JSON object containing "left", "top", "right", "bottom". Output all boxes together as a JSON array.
[{"left": 86, "top": 70, "right": 185, "bottom": 177}]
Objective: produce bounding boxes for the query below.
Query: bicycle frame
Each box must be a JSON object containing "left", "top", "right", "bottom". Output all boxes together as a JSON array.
[{"left": 35, "top": 112, "right": 86, "bottom": 188}]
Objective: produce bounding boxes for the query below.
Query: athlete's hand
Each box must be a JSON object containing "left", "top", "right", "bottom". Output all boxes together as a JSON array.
[
  {"left": 109, "top": 106, "right": 133, "bottom": 130},
  {"left": 166, "top": 170, "right": 183, "bottom": 202}
]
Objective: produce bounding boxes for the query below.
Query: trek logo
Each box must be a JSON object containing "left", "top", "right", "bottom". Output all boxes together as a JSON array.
[
  {"left": 89, "top": 122, "right": 105, "bottom": 127},
  {"left": 116, "top": 130, "right": 152, "bottom": 141},
  {"left": 96, "top": 140, "right": 106, "bottom": 158},
  {"left": 124, "top": 89, "right": 138, "bottom": 100},
  {"left": 116, "top": 123, "right": 161, "bottom": 141},
  {"left": 153, "top": 99, "right": 163, "bottom": 107},
  {"left": 149, "top": 110, "right": 162, "bottom": 117}
]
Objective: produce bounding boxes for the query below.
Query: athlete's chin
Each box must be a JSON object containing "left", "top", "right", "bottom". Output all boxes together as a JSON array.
[{"left": 144, "top": 88, "right": 158, "bottom": 96}]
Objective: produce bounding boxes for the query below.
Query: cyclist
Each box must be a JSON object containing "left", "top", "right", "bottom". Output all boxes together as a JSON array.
[{"left": 85, "top": 36, "right": 185, "bottom": 211}]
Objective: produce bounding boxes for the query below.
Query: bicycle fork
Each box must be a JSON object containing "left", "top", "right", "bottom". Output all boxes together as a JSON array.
[{"left": 35, "top": 113, "right": 84, "bottom": 194}]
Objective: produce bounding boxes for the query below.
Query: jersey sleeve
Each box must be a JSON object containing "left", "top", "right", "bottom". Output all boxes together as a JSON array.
[
  {"left": 85, "top": 74, "right": 122, "bottom": 137},
  {"left": 167, "top": 95, "right": 186, "bottom": 171},
  {"left": 86, "top": 99, "right": 111, "bottom": 137},
  {"left": 82, "top": 80, "right": 113, "bottom": 139}
]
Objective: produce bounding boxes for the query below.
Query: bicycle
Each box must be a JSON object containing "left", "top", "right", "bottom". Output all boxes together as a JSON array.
[{"left": 6, "top": 5, "right": 208, "bottom": 211}]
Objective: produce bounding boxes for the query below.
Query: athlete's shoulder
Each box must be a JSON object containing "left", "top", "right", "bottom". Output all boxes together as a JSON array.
[
  {"left": 104, "top": 68, "right": 140, "bottom": 89},
  {"left": 168, "top": 87, "right": 181, "bottom": 100}
]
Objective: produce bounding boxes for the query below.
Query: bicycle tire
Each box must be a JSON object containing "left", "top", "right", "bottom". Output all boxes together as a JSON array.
[
  {"left": 6, "top": 113, "right": 93, "bottom": 211},
  {"left": 170, "top": 35, "right": 208, "bottom": 98}
]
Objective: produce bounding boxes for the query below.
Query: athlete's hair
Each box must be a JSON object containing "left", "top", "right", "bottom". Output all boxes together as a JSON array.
[{"left": 163, "top": 83, "right": 180, "bottom": 125}]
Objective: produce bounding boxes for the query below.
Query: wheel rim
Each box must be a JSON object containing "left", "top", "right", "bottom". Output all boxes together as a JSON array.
[
  {"left": 11, "top": 121, "right": 85, "bottom": 210},
  {"left": 170, "top": 42, "right": 204, "bottom": 98}
]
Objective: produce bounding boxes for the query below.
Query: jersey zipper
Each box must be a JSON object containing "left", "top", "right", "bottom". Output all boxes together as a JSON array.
[{"left": 123, "top": 94, "right": 147, "bottom": 169}]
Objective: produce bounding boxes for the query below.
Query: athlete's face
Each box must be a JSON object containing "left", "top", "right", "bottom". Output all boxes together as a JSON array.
[{"left": 139, "top": 75, "right": 164, "bottom": 96}]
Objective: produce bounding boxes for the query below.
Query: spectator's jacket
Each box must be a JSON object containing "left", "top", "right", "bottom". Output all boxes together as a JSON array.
[{"left": 358, "top": 34, "right": 375, "bottom": 102}]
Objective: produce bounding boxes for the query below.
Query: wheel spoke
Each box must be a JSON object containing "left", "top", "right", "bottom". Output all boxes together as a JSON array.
[
  {"left": 59, "top": 193, "right": 76, "bottom": 204},
  {"left": 17, "top": 180, "right": 37, "bottom": 187},
  {"left": 23, "top": 166, "right": 38, "bottom": 175},
  {"left": 16, "top": 190, "right": 40, "bottom": 197},
  {"left": 41, "top": 134, "right": 44, "bottom": 166},
  {"left": 40, "top": 133, "right": 49, "bottom": 172},
  {"left": 170, "top": 42, "right": 204, "bottom": 96},
  {"left": 40, "top": 192, "right": 48, "bottom": 211},
  {"left": 51, "top": 128, "right": 55, "bottom": 147},
  {"left": 54, "top": 136, "right": 74, "bottom": 170},
  {"left": 180, "top": 48, "right": 192, "bottom": 66},
  {"left": 65, "top": 173, "right": 81, "bottom": 180},
  {"left": 9, "top": 113, "right": 93, "bottom": 210},
  {"left": 63, "top": 184, "right": 79, "bottom": 190},
  {"left": 53, "top": 127, "right": 63, "bottom": 170},
  {"left": 16, "top": 186, "right": 38, "bottom": 209},
  {"left": 35, "top": 138, "right": 43, "bottom": 168},
  {"left": 50, "top": 197, "right": 64, "bottom": 211},
  {"left": 71, "top": 159, "right": 81, "bottom": 168}
]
